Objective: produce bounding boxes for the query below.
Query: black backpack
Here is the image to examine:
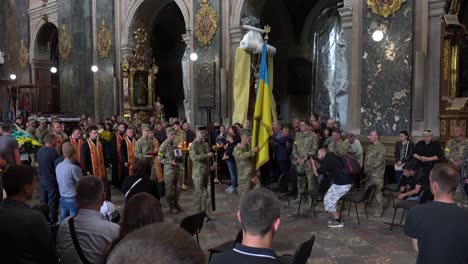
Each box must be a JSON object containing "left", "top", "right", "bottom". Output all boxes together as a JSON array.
[{"left": 333, "top": 154, "right": 361, "bottom": 179}]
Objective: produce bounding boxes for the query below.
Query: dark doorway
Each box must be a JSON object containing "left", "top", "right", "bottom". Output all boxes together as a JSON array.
[{"left": 150, "top": 2, "right": 186, "bottom": 119}]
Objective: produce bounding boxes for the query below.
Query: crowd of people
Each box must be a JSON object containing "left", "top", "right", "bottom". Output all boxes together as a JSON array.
[{"left": 1, "top": 111, "right": 468, "bottom": 263}]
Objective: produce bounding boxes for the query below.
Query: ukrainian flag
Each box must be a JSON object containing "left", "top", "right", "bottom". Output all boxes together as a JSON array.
[{"left": 252, "top": 42, "right": 273, "bottom": 169}]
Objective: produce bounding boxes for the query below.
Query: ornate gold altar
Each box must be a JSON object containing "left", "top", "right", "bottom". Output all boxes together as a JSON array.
[
  {"left": 121, "top": 26, "right": 159, "bottom": 123},
  {"left": 439, "top": 0, "right": 466, "bottom": 143}
]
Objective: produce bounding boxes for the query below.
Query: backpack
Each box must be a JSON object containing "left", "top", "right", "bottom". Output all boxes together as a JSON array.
[{"left": 333, "top": 154, "right": 361, "bottom": 179}]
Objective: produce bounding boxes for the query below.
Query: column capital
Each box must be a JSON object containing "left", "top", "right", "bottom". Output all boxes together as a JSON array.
[
  {"left": 338, "top": 6, "right": 353, "bottom": 29},
  {"left": 229, "top": 26, "right": 245, "bottom": 45},
  {"left": 30, "top": 59, "right": 53, "bottom": 70},
  {"left": 429, "top": 0, "right": 446, "bottom": 17},
  {"left": 181, "top": 33, "right": 191, "bottom": 48}
]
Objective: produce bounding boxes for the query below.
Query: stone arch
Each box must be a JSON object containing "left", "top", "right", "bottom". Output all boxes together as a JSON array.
[
  {"left": 300, "top": 0, "right": 341, "bottom": 44},
  {"left": 121, "top": 0, "right": 190, "bottom": 49},
  {"left": 29, "top": 18, "right": 58, "bottom": 62}
]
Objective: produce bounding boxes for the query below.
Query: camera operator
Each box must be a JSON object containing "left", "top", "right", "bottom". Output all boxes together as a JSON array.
[{"left": 311, "top": 148, "right": 353, "bottom": 228}]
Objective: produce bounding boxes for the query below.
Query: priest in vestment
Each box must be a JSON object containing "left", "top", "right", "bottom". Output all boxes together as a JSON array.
[
  {"left": 121, "top": 127, "right": 136, "bottom": 181},
  {"left": 52, "top": 121, "right": 68, "bottom": 155},
  {"left": 111, "top": 123, "right": 127, "bottom": 188},
  {"left": 67, "top": 127, "right": 84, "bottom": 168},
  {"left": 81, "top": 125, "right": 111, "bottom": 200}
]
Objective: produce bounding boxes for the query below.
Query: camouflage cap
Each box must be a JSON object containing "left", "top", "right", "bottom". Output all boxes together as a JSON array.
[
  {"left": 240, "top": 128, "right": 252, "bottom": 136},
  {"left": 50, "top": 116, "right": 59, "bottom": 123},
  {"left": 141, "top": 124, "right": 150, "bottom": 131},
  {"left": 166, "top": 127, "right": 175, "bottom": 135},
  {"left": 37, "top": 117, "right": 47, "bottom": 123},
  {"left": 27, "top": 116, "right": 36, "bottom": 122}
]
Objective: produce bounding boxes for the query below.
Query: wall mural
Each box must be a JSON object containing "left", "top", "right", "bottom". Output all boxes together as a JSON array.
[{"left": 59, "top": 24, "right": 72, "bottom": 63}]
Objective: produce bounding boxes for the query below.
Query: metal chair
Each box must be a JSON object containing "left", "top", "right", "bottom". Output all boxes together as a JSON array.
[
  {"left": 339, "top": 184, "right": 376, "bottom": 224},
  {"left": 383, "top": 183, "right": 399, "bottom": 207},
  {"left": 180, "top": 211, "right": 206, "bottom": 244},
  {"left": 296, "top": 178, "right": 331, "bottom": 218},
  {"left": 390, "top": 188, "right": 433, "bottom": 230},
  {"left": 278, "top": 235, "right": 316, "bottom": 264},
  {"left": 207, "top": 229, "right": 243, "bottom": 261}
]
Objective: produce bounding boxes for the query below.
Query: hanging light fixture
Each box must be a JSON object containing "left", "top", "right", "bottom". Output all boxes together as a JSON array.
[
  {"left": 190, "top": 52, "right": 198, "bottom": 61},
  {"left": 50, "top": 66, "right": 58, "bottom": 73},
  {"left": 9, "top": 74, "right": 17, "bottom": 80},
  {"left": 372, "top": 30, "right": 384, "bottom": 42},
  {"left": 91, "top": 65, "right": 99, "bottom": 72}
]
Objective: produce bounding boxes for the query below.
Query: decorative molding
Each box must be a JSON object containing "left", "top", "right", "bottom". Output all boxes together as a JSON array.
[
  {"left": 428, "top": 0, "right": 445, "bottom": 17},
  {"left": 19, "top": 40, "right": 29, "bottom": 70},
  {"left": 194, "top": 0, "right": 218, "bottom": 46},
  {"left": 366, "top": 0, "right": 406, "bottom": 18},
  {"left": 59, "top": 24, "right": 72, "bottom": 63},
  {"left": 229, "top": 26, "right": 244, "bottom": 45},
  {"left": 97, "top": 19, "right": 112, "bottom": 59},
  {"left": 338, "top": 6, "right": 353, "bottom": 29}
]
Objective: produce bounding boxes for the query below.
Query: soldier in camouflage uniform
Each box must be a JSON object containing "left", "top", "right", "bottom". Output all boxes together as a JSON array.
[
  {"left": 293, "top": 120, "right": 318, "bottom": 202},
  {"left": 158, "top": 127, "right": 182, "bottom": 213},
  {"left": 328, "top": 129, "right": 348, "bottom": 156},
  {"left": 233, "top": 129, "right": 259, "bottom": 201},
  {"left": 135, "top": 124, "right": 154, "bottom": 160},
  {"left": 364, "top": 130, "right": 387, "bottom": 217},
  {"left": 189, "top": 129, "right": 215, "bottom": 214},
  {"left": 131, "top": 113, "right": 142, "bottom": 134},
  {"left": 173, "top": 121, "right": 188, "bottom": 189},
  {"left": 445, "top": 127, "right": 468, "bottom": 207},
  {"left": 25, "top": 116, "right": 36, "bottom": 137},
  {"left": 35, "top": 117, "right": 48, "bottom": 143}
]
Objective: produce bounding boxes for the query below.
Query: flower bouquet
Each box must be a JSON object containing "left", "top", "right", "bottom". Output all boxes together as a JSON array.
[
  {"left": 99, "top": 130, "right": 112, "bottom": 142},
  {"left": 11, "top": 130, "right": 42, "bottom": 154}
]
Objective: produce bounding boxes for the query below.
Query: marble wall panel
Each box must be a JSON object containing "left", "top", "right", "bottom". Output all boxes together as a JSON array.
[
  {"left": 58, "top": 0, "right": 94, "bottom": 115},
  {"left": 193, "top": 0, "right": 221, "bottom": 125},
  {"left": 361, "top": 0, "right": 413, "bottom": 136},
  {"left": 0, "top": 1, "right": 7, "bottom": 78},
  {"left": 96, "top": 0, "right": 116, "bottom": 119}
]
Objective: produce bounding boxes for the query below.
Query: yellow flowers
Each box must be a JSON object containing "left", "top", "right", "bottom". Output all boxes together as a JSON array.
[{"left": 99, "top": 130, "right": 112, "bottom": 142}]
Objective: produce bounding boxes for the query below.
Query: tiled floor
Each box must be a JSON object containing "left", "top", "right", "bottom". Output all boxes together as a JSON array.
[{"left": 31, "top": 179, "right": 417, "bottom": 264}]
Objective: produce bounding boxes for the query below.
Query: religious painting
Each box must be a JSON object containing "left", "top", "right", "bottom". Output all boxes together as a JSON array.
[{"left": 130, "top": 70, "right": 152, "bottom": 109}]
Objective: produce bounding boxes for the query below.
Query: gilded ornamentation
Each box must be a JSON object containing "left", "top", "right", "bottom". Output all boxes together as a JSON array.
[
  {"left": 19, "top": 40, "right": 29, "bottom": 70},
  {"left": 441, "top": 119, "right": 447, "bottom": 136},
  {"left": 460, "top": 120, "right": 466, "bottom": 131},
  {"left": 451, "top": 44, "right": 459, "bottom": 97},
  {"left": 443, "top": 39, "right": 450, "bottom": 82},
  {"left": 97, "top": 19, "right": 112, "bottom": 59},
  {"left": 194, "top": 0, "right": 217, "bottom": 46},
  {"left": 367, "top": 0, "right": 406, "bottom": 18},
  {"left": 59, "top": 24, "right": 72, "bottom": 63},
  {"left": 450, "top": 120, "right": 458, "bottom": 136}
]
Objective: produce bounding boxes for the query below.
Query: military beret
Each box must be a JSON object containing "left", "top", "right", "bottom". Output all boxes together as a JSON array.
[
  {"left": 240, "top": 129, "right": 252, "bottom": 136},
  {"left": 141, "top": 124, "right": 150, "bottom": 131},
  {"left": 166, "top": 127, "right": 175, "bottom": 135}
]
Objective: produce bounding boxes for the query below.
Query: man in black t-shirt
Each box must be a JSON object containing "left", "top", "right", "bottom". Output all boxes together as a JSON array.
[
  {"left": 404, "top": 164, "right": 468, "bottom": 264},
  {"left": 311, "top": 148, "right": 353, "bottom": 228},
  {"left": 397, "top": 162, "right": 423, "bottom": 201},
  {"left": 413, "top": 129, "right": 443, "bottom": 180}
]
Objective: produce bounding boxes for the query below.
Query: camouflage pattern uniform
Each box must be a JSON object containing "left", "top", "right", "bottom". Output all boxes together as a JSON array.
[
  {"left": 35, "top": 126, "right": 48, "bottom": 143},
  {"left": 446, "top": 138, "right": 468, "bottom": 207},
  {"left": 131, "top": 118, "right": 142, "bottom": 134},
  {"left": 293, "top": 131, "right": 318, "bottom": 197},
  {"left": 135, "top": 137, "right": 154, "bottom": 160},
  {"left": 233, "top": 143, "right": 257, "bottom": 200},
  {"left": 189, "top": 139, "right": 210, "bottom": 213},
  {"left": 364, "top": 142, "right": 387, "bottom": 216},
  {"left": 328, "top": 139, "right": 348, "bottom": 156},
  {"left": 173, "top": 129, "right": 187, "bottom": 188},
  {"left": 158, "top": 128, "right": 182, "bottom": 212}
]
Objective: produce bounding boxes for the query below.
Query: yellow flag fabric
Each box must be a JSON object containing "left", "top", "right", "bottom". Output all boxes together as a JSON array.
[
  {"left": 232, "top": 48, "right": 251, "bottom": 125},
  {"left": 268, "top": 55, "right": 277, "bottom": 122},
  {"left": 252, "top": 43, "right": 273, "bottom": 169}
]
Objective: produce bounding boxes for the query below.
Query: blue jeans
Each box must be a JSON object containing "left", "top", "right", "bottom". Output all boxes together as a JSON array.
[
  {"left": 394, "top": 171, "right": 403, "bottom": 183},
  {"left": 60, "top": 197, "right": 79, "bottom": 223},
  {"left": 40, "top": 181, "right": 60, "bottom": 224},
  {"left": 226, "top": 160, "right": 238, "bottom": 188}
]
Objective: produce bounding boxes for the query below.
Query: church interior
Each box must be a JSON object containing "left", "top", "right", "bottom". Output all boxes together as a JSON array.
[{"left": 1, "top": 0, "right": 468, "bottom": 263}]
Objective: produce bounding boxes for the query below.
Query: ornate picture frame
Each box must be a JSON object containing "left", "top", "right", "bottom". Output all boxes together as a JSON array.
[
  {"left": 366, "top": 0, "right": 406, "bottom": 18},
  {"left": 194, "top": 0, "right": 218, "bottom": 46},
  {"left": 129, "top": 68, "right": 153, "bottom": 110}
]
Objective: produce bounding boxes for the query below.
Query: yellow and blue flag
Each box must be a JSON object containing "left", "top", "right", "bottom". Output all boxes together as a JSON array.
[{"left": 252, "top": 42, "right": 273, "bottom": 169}]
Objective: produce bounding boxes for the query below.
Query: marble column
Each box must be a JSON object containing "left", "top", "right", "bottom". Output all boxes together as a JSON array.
[
  {"left": 58, "top": 0, "right": 94, "bottom": 116},
  {"left": 416, "top": 0, "right": 445, "bottom": 136},
  {"left": 0, "top": 1, "right": 6, "bottom": 78},
  {"left": 339, "top": 1, "right": 360, "bottom": 134},
  {"left": 182, "top": 33, "right": 194, "bottom": 125}
]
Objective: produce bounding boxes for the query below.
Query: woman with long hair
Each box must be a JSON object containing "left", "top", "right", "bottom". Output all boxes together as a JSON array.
[
  {"left": 222, "top": 125, "right": 240, "bottom": 193},
  {"left": 394, "top": 130, "right": 414, "bottom": 183},
  {"left": 121, "top": 159, "right": 160, "bottom": 203}
]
